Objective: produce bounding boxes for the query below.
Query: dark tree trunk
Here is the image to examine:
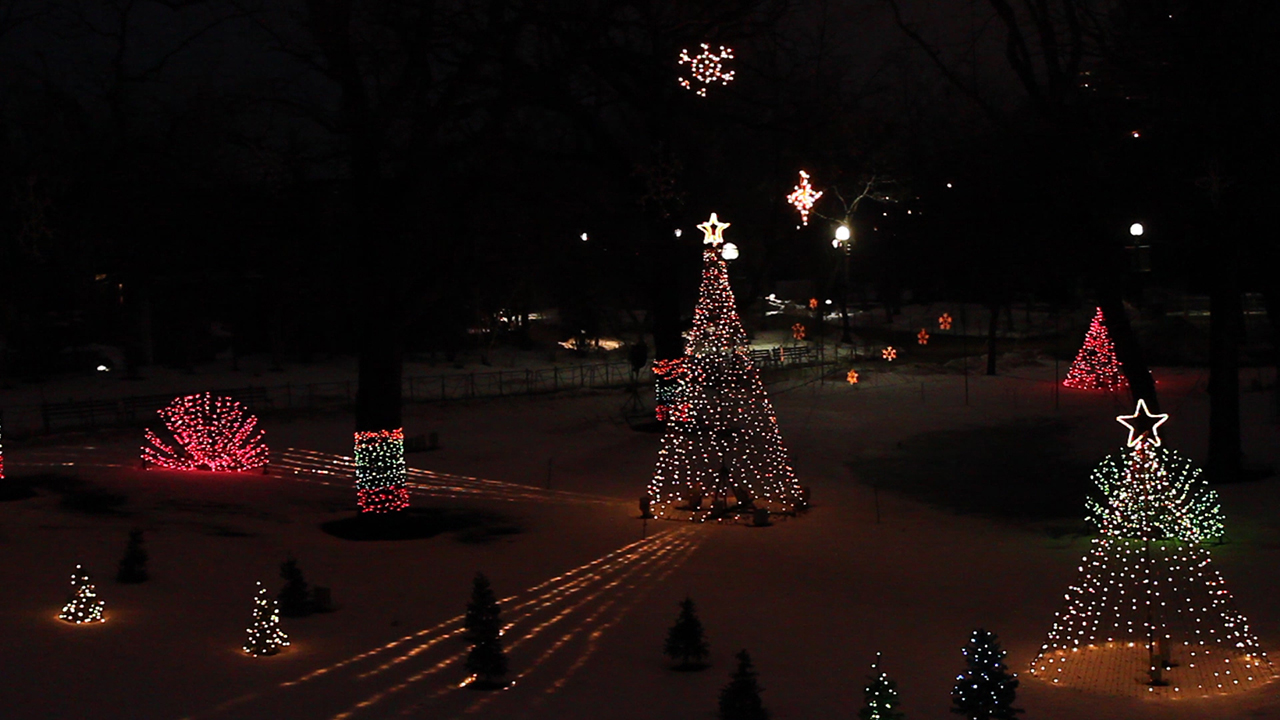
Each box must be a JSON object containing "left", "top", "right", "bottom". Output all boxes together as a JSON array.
[
  {"left": 1207, "top": 255, "right": 1242, "bottom": 483},
  {"left": 650, "top": 228, "right": 683, "bottom": 362},
  {"left": 355, "top": 285, "right": 404, "bottom": 432},
  {"left": 1262, "top": 288, "right": 1280, "bottom": 421},
  {"left": 986, "top": 302, "right": 999, "bottom": 376},
  {"left": 1097, "top": 292, "right": 1159, "bottom": 411}
]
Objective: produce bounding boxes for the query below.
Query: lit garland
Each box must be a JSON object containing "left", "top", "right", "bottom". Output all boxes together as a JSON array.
[
  {"left": 646, "top": 213, "right": 802, "bottom": 520},
  {"left": 1063, "top": 307, "right": 1128, "bottom": 391},
  {"left": 792, "top": 323, "right": 806, "bottom": 341},
  {"left": 846, "top": 369, "right": 859, "bottom": 385},
  {"left": 142, "top": 392, "right": 268, "bottom": 471},
  {"left": 786, "top": 171, "right": 822, "bottom": 225},
  {"left": 939, "top": 313, "right": 953, "bottom": 330},
  {"left": 354, "top": 428, "right": 409, "bottom": 513},
  {"left": 917, "top": 329, "right": 929, "bottom": 345},
  {"left": 1029, "top": 403, "right": 1274, "bottom": 696},
  {"left": 677, "top": 43, "right": 735, "bottom": 97},
  {"left": 882, "top": 347, "right": 897, "bottom": 362},
  {"left": 59, "top": 565, "right": 105, "bottom": 624},
  {"left": 243, "top": 581, "right": 289, "bottom": 656}
]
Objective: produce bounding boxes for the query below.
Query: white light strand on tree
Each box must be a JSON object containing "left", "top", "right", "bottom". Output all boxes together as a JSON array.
[{"left": 59, "top": 565, "right": 105, "bottom": 624}]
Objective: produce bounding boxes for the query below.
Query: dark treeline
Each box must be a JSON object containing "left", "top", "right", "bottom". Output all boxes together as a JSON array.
[{"left": 1, "top": 0, "right": 1277, "bottom": 475}]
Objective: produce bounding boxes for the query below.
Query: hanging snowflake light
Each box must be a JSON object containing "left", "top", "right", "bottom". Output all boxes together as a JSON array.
[
  {"left": 792, "top": 323, "right": 806, "bottom": 341},
  {"left": 882, "top": 347, "right": 897, "bottom": 362},
  {"left": 939, "top": 313, "right": 953, "bottom": 330},
  {"left": 846, "top": 369, "right": 859, "bottom": 385},
  {"left": 677, "top": 43, "right": 735, "bottom": 97},
  {"left": 142, "top": 393, "right": 268, "bottom": 471},
  {"left": 786, "top": 171, "right": 823, "bottom": 225},
  {"left": 917, "top": 329, "right": 929, "bottom": 345},
  {"left": 808, "top": 297, "right": 819, "bottom": 310}
]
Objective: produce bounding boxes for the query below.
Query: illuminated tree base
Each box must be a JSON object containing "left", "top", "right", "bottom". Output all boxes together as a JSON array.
[
  {"left": 354, "top": 428, "right": 409, "bottom": 513},
  {"left": 1030, "top": 538, "right": 1275, "bottom": 698}
]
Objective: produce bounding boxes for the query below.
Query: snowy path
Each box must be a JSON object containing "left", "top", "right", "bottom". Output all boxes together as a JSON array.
[{"left": 178, "top": 527, "right": 703, "bottom": 720}]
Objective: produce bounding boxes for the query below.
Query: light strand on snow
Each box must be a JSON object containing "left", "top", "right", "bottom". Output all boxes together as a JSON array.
[{"left": 355, "top": 428, "right": 409, "bottom": 513}]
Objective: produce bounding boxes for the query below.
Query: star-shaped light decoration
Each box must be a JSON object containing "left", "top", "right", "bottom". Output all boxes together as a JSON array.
[
  {"left": 917, "top": 328, "right": 929, "bottom": 345},
  {"left": 678, "top": 44, "right": 736, "bottom": 97},
  {"left": 1116, "top": 398, "right": 1169, "bottom": 447},
  {"left": 846, "top": 368, "right": 859, "bottom": 385},
  {"left": 939, "top": 312, "right": 953, "bottom": 330},
  {"left": 697, "top": 212, "right": 730, "bottom": 247},
  {"left": 786, "top": 171, "right": 823, "bottom": 225}
]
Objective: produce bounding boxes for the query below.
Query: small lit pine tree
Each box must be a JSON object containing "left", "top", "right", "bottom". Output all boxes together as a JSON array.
[
  {"left": 718, "top": 649, "right": 769, "bottom": 720},
  {"left": 858, "top": 652, "right": 905, "bottom": 720},
  {"left": 243, "top": 581, "right": 289, "bottom": 656},
  {"left": 59, "top": 565, "right": 105, "bottom": 624},
  {"left": 464, "top": 573, "right": 508, "bottom": 688},
  {"left": 116, "top": 529, "right": 149, "bottom": 583},
  {"left": 664, "top": 596, "right": 710, "bottom": 670},
  {"left": 1062, "top": 307, "right": 1127, "bottom": 391},
  {"left": 278, "top": 558, "right": 311, "bottom": 617},
  {"left": 951, "top": 629, "right": 1021, "bottom": 720}
]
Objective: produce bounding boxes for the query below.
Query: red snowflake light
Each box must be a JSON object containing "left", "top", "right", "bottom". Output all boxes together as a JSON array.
[
  {"left": 917, "top": 328, "right": 929, "bottom": 345},
  {"left": 1063, "top": 307, "right": 1128, "bottom": 391},
  {"left": 882, "top": 346, "right": 897, "bottom": 362},
  {"left": 939, "top": 312, "right": 953, "bottom": 330},
  {"left": 792, "top": 323, "right": 806, "bottom": 341},
  {"left": 678, "top": 44, "right": 735, "bottom": 97},
  {"left": 786, "top": 171, "right": 823, "bottom": 225},
  {"left": 808, "top": 297, "right": 819, "bottom": 310},
  {"left": 143, "top": 393, "right": 268, "bottom": 471},
  {"left": 846, "top": 369, "right": 859, "bottom": 385}
]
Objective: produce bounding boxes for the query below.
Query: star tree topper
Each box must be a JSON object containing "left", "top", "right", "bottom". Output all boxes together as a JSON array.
[
  {"left": 1116, "top": 398, "right": 1169, "bottom": 447},
  {"left": 698, "top": 213, "right": 730, "bottom": 247}
]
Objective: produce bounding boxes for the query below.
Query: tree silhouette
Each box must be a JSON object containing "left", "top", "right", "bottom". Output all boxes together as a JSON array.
[
  {"left": 718, "top": 649, "right": 769, "bottom": 720},
  {"left": 116, "top": 529, "right": 149, "bottom": 584},
  {"left": 464, "top": 573, "right": 508, "bottom": 688},
  {"left": 664, "top": 596, "right": 710, "bottom": 670}
]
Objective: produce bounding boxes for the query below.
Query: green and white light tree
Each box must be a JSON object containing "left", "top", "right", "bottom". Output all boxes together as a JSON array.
[
  {"left": 951, "top": 629, "right": 1021, "bottom": 720},
  {"left": 858, "top": 652, "right": 905, "bottom": 720}
]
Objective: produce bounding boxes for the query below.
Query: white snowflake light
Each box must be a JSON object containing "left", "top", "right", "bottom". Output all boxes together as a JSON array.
[
  {"left": 786, "top": 171, "right": 822, "bottom": 225},
  {"left": 678, "top": 44, "right": 735, "bottom": 97}
]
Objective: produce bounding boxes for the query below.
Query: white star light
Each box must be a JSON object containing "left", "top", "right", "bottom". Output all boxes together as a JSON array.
[
  {"left": 697, "top": 213, "right": 730, "bottom": 246},
  {"left": 1116, "top": 398, "right": 1169, "bottom": 447}
]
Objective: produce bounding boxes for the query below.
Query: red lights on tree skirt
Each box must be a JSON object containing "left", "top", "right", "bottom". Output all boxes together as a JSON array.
[
  {"left": 1063, "top": 307, "right": 1128, "bottom": 391},
  {"left": 143, "top": 392, "right": 268, "bottom": 471}
]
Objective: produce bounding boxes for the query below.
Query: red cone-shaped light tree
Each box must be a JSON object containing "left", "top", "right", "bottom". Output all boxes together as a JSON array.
[
  {"left": 143, "top": 393, "right": 268, "bottom": 471},
  {"left": 646, "top": 213, "right": 801, "bottom": 520},
  {"left": 1063, "top": 307, "right": 1127, "bottom": 391}
]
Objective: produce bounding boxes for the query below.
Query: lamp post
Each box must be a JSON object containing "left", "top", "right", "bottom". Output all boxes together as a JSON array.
[{"left": 832, "top": 225, "right": 853, "bottom": 344}]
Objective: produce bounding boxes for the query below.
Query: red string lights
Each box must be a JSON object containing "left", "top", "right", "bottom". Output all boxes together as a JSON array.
[
  {"left": 355, "top": 428, "right": 410, "bottom": 513},
  {"left": 142, "top": 393, "right": 268, "bottom": 471},
  {"left": 646, "top": 213, "right": 802, "bottom": 520},
  {"left": 1063, "top": 307, "right": 1127, "bottom": 391}
]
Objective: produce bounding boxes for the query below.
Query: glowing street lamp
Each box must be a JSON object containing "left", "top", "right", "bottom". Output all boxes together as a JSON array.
[
  {"left": 833, "top": 224, "right": 853, "bottom": 343},
  {"left": 721, "top": 242, "right": 739, "bottom": 260},
  {"left": 1129, "top": 223, "right": 1144, "bottom": 237}
]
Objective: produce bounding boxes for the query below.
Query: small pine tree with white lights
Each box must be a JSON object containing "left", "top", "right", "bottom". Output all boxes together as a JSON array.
[
  {"left": 951, "top": 629, "right": 1021, "bottom": 720},
  {"left": 718, "top": 649, "right": 769, "bottom": 720},
  {"left": 116, "top": 529, "right": 149, "bottom": 583},
  {"left": 243, "top": 581, "right": 289, "bottom": 656},
  {"left": 664, "top": 596, "right": 710, "bottom": 669},
  {"left": 59, "top": 565, "right": 105, "bottom": 624},
  {"left": 278, "top": 558, "right": 311, "bottom": 617},
  {"left": 464, "top": 573, "right": 508, "bottom": 688},
  {"left": 858, "top": 652, "right": 905, "bottom": 720}
]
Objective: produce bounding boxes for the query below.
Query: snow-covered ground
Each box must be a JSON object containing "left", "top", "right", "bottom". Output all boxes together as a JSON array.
[{"left": 2, "top": 364, "right": 1279, "bottom": 719}]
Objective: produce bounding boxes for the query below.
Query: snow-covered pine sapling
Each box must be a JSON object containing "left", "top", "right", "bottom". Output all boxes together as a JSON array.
[
  {"left": 116, "top": 529, "right": 149, "bottom": 583},
  {"left": 59, "top": 565, "right": 105, "bottom": 623},
  {"left": 951, "top": 629, "right": 1021, "bottom": 719},
  {"left": 278, "top": 557, "right": 311, "bottom": 617},
  {"left": 858, "top": 652, "right": 905, "bottom": 720},
  {"left": 243, "top": 581, "right": 289, "bottom": 656},
  {"left": 664, "top": 596, "right": 710, "bottom": 670},
  {"left": 463, "top": 572, "right": 508, "bottom": 689},
  {"left": 718, "top": 649, "right": 769, "bottom": 720}
]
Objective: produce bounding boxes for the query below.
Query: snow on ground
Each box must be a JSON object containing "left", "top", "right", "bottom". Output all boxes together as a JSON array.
[{"left": 2, "top": 364, "right": 1279, "bottom": 719}]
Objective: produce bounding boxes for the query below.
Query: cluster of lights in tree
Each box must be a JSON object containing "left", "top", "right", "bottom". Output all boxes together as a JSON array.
[
  {"left": 653, "top": 359, "right": 692, "bottom": 423},
  {"left": 786, "top": 171, "right": 822, "bottom": 225},
  {"left": 243, "top": 581, "right": 289, "bottom": 656},
  {"left": 939, "top": 312, "right": 952, "bottom": 330},
  {"left": 354, "top": 428, "right": 409, "bottom": 513},
  {"left": 1029, "top": 402, "right": 1274, "bottom": 696},
  {"left": 917, "top": 329, "right": 929, "bottom": 345},
  {"left": 846, "top": 369, "right": 859, "bottom": 385},
  {"left": 677, "top": 44, "right": 735, "bottom": 97},
  {"left": 1063, "top": 307, "right": 1127, "bottom": 391},
  {"left": 142, "top": 392, "right": 268, "bottom": 471},
  {"left": 791, "top": 323, "right": 806, "bottom": 341},
  {"left": 59, "top": 565, "right": 105, "bottom": 624},
  {"left": 646, "top": 213, "right": 802, "bottom": 520},
  {"left": 882, "top": 347, "right": 897, "bottom": 362}
]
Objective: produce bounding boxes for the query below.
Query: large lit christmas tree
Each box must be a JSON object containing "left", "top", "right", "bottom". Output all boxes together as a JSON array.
[
  {"left": 1029, "top": 400, "right": 1275, "bottom": 697},
  {"left": 646, "top": 213, "right": 802, "bottom": 520},
  {"left": 59, "top": 565, "right": 105, "bottom": 624},
  {"left": 1062, "top": 307, "right": 1127, "bottom": 391}
]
